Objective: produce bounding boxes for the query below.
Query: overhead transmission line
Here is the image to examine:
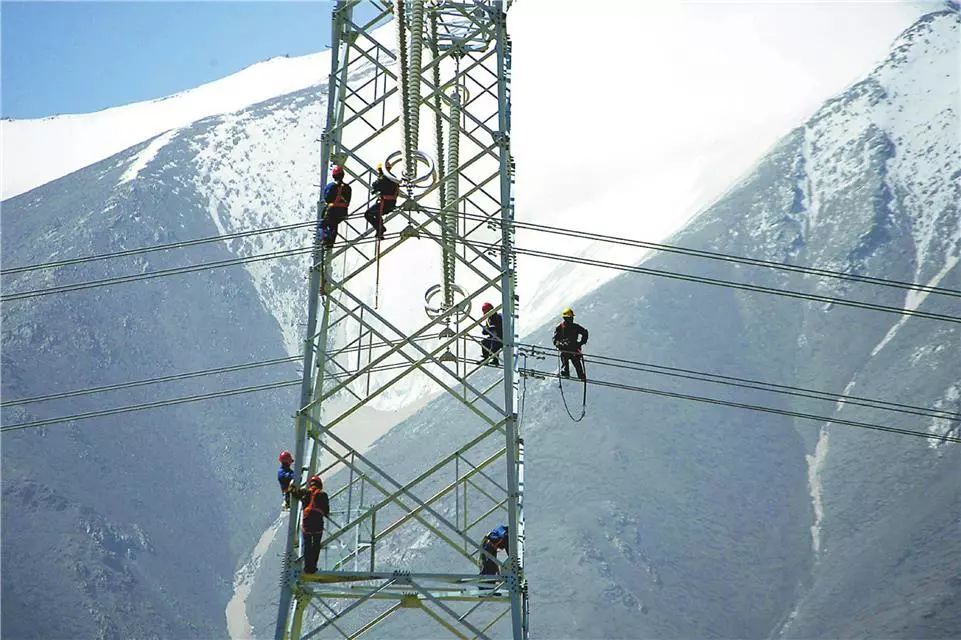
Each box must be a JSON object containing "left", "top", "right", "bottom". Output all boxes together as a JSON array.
[
  {"left": 5, "top": 233, "right": 959, "bottom": 326},
  {"left": 0, "top": 358, "right": 434, "bottom": 433},
  {"left": 516, "top": 342, "right": 960, "bottom": 422},
  {"left": 6, "top": 210, "right": 960, "bottom": 300},
  {"left": 518, "top": 366, "right": 960, "bottom": 444},
  {"left": 4, "top": 344, "right": 957, "bottom": 442},
  {"left": 0, "top": 332, "right": 446, "bottom": 408},
  {"left": 0, "top": 219, "right": 316, "bottom": 276},
  {"left": 504, "top": 245, "right": 961, "bottom": 324},
  {"left": 445, "top": 209, "right": 961, "bottom": 300},
  {"left": 0, "top": 232, "right": 397, "bottom": 303}
]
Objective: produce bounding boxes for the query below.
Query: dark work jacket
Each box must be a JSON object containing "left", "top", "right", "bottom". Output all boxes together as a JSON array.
[
  {"left": 324, "top": 181, "right": 352, "bottom": 213},
  {"left": 371, "top": 174, "right": 399, "bottom": 201},
  {"left": 483, "top": 312, "right": 503, "bottom": 343},
  {"left": 291, "top": 486, "right": 330, "bottom": 534},
  {"left": 552, "top": 320, "right": 588, "bottom": 352}
]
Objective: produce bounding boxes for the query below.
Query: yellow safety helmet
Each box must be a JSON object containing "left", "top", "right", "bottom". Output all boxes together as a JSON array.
[
  {"left": 376, "top": 162, "right": 383, "bottom": 172},
  {"left": 561, "top": 308, "right": 575, "bottom": 318}
]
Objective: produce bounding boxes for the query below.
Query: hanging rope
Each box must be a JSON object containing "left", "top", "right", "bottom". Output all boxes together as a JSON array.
[{"left": 558, "top": 352, "right": 587, "bottom": 422}]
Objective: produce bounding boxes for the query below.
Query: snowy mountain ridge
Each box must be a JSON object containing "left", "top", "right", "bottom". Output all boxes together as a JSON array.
[{"left": 1, "top": 51, "right": 328, "bottom": 200}]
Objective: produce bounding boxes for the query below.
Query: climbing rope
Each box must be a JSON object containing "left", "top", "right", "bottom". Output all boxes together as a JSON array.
[{"left": 557, "top": 352, "right": 587, "bottom": 422}]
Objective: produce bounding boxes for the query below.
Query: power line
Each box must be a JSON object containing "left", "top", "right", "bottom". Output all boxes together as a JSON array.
[
  {"left": 443, "top": 208, "right": 961, "bottom": 300},
  {"left": 8, "top": 208, "right": 959, "bottom": 301},
  {"left": 520, "top": 366, "right": 961, "bottom": 445},
  {"left": 0, "top": 232, "right": 398, "bottom": 303},
  {"left": 517, "top": 343, "right": 960, "bottom": 422},
  {"left": 0, "top": 332, "right": 446, "bottom": 407},
  {"left": 0, "top": 359, "right": 427, "bottom": 433},
  {"left": 6, "top": 344, "right": 957, "bottom": 445},
  {"left": 11, "top": 238, "right": 955, "bottom": 326},
  {"left": 0, "top": 355, "right": 301, "bottom": 407},
  {"left": 0, "top": 219, "right": 316, "bottom": 276},
  {"left": 504, "top": 244, "right": 961, "bottom": 325}
]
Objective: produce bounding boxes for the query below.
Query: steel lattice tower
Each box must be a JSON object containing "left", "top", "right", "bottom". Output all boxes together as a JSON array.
[{"left": 275, "top": 1, "right": 527, "bottom": 638}]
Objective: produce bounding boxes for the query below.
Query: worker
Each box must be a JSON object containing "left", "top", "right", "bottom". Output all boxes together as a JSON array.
[
  {"left": 478, "top": 524, "right": 509, "bottom": 576},
  {"left": 552, "top": 308, "right": 588, "bottom": 380},
  {"left": 288, "top": 475, "right": 330, "bottom": 574},
  {"left": 317, "top": 165, "right": 352, "bottom": 247},
  {"left": 480, "top": 302, "right": 503, "bottom": 366},
  {"left": 278, "top": 450, "right": 296, "bottom": 510},
  {"left": 364, "top": 163, "right": 398, "bottom": 240}
]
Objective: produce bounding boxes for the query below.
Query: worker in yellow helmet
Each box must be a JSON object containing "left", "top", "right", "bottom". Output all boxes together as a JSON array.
[
  {"left": 364, "top": 162, "right": 398, "bottom": 240},
  {"left": 552, "top": 308, "right": 588, "bottom": 380}
]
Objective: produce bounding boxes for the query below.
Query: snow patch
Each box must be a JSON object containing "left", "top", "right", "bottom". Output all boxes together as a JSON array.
[
  {"left": 226, "top": 514, "right": 285, "bottom": 640},
  {"left": 806, "top": 427, "right": 830, "bottom": 555},
  {"left": 118, "top": 130, "right": 178, "bottom": 186},
  {"left": 927, "top": 383, "right": 961, "bottom": 448},
  {"left": 870, "top": 252, "right": 960, "bottom": 357}
]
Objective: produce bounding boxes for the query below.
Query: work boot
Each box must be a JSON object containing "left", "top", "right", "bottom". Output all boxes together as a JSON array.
[{"left": 561, "top": 370, "right": 570, "bottom": 378}]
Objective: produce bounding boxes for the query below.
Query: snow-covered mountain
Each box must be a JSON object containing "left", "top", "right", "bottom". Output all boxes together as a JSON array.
[
  {"left": 2, "top": 4, "right": 958, "bottom": 639},
  {"left": 232, "top": 9, "right": 960, "bottom": 638}
]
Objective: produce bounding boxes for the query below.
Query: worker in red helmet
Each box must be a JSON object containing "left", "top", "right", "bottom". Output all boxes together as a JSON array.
[
  {"left": 364, "top": 162, "right": 398, "bottom": 240},
  {"left": 277, "top": 451, "right": 295, "bottom": 510},
  {"left": 288, "top": 475, "right": 330, "bottom": 574},
  {"left": 479, "top": 302, "right": 503, "bottom": 367},
  {"left": 317, "top": 165, "right": 352, "bottom": 248}
]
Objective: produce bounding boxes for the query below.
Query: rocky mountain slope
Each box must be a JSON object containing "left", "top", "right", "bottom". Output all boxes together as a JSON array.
[{"left": 243, "top": 9, "right": 960, "bottom": 639}]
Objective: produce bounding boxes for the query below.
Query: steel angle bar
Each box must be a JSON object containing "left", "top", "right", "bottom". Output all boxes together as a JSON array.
[
  {"left": 343, "top": 21, "right": 398, "bottom": 75},
  {"left": 400, "top": 143, "right": 502, "bottom": 217},
  {"left": 319, "top": 278, "right": 499, "bottom": 394},
  {"left": 347, "top": 601, "right": 403, "bottom": 639},
  {"left": 304, "top": 413, "right": 492, "bottom": 555},
  {"left": 419, "top": 35, "right": 497, "bottom": 102},
  {"left": 348, "top": 113, "right": 401, "bottom": 157},
  {"left": 423, "top": 71, "right": 496, "bottom": 146},
  {"left": 323, "top": 418, "right": 504, "bottom": 551},
  {"left": 331, "top": 443, "right": 508, "bottom": 570},
  {"left": 301, "top": 578, "right": 398, "bottom": 640},
  {"left": 305, "top": 434, "right": 480, "bottom": 560},
  {"left": 326, "top": 286, "right": 507, "bottom": 418},
  {"left": 409, "top": 580, "right": 492, "bottom": 640},
  {"left": 463, "top": 474, "right": 505, "bottom": 509},
  {"left": 466, "top": 498, "right": 509, "bottom": 530},
  {"left": 306, "top": 598, "right": 353, "bottom": 640},
  {"left": 458, "top": 455, "right": 507, "bottom": 494},
  {"left": 303, "top": 571, "right": 494, "bottom": 583},
  {"left": 419, "top": 604, "right": 471, "bottom": 640},
  {"left": 314, "top": 287, "right": 499, "bottom": 414},
  {"left": 455, "top": 170, "right": 502, "bottom": 211},
  {"left": 473, "top": 607, "right": 511, "bottom": 640}
]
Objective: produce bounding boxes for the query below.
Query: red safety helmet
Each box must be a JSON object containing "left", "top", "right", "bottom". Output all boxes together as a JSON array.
[
  {"left": 331, "top": 165, "right": 345, "bottom": 179},
  {"left": 279, "top": 450, "right": 294, "bottom": 464},
  {"left": 481, "top": 302, "right": 494, "bottom": 313},
  {"left": 308, "top": 474, "right": 324, "bottom": 488}
]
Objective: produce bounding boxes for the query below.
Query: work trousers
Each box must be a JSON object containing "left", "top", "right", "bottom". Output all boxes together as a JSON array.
[
  {"left": 481, "top": 338, "right": 502, "bottom": 365},
  {"left": 303, "top": 531, "right": 324, "bottom": 574},
  {"left": 364, "top": 200, "right": 395, "bottom": 238},
  {"left": 560, "top": 350, "right": 586, "bottom": 380},
  {"left": 319, "top": 208, "right": 349, "bottom": 247}
]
